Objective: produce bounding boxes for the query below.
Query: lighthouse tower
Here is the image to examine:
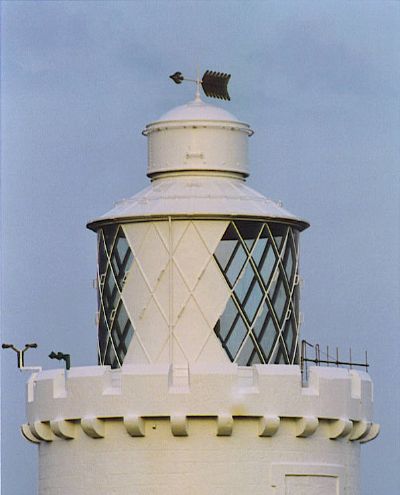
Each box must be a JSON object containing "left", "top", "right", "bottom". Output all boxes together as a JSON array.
[{"left": 22, "top": 80, "right": 379, "bottom": 495}]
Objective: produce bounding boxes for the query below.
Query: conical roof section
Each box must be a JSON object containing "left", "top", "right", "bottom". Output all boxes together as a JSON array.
[{"left": 87, "top": 176, "right": 308, "bottom": 231}]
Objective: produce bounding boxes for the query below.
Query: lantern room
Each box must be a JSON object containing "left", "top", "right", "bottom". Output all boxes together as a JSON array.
[{"left": 87, "top": 95, "right": 309, "bottom": 369}]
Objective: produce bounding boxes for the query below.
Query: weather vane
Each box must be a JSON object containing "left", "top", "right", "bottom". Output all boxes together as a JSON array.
[{"left": 169, "top": 69, "right": 231, "bottom": 101}]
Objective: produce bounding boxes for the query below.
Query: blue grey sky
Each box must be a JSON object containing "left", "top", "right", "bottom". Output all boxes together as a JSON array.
[{"left": 1, "top": 1, "right": 399, "bottom": 493}]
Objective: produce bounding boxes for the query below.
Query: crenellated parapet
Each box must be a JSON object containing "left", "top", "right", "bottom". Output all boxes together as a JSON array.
[{"left": 23, "top": 365, "right": 379, "bottom": 444}]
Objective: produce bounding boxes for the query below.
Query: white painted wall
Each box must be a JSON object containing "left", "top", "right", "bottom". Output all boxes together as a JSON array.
[
  {"left": 36, "top": 418, "right": 360, "bottom": 495},
  {"left": 24, "top": 365, "right": 378, "bottom": 495}
]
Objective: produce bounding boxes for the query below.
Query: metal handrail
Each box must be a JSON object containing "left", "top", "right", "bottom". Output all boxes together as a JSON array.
[{"left": 300, "top": 339, "right": 369, "bottom": 383}]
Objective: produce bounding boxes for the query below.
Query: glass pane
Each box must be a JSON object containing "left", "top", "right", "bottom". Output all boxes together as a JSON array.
[
  {"left": 124, "top": 326, "right": 134, "bottom": 351},
  {"left": 259, "top": 248, "right": 276, "bottom": 288},
  {"left": 98, "top": 231, "right": 108, "bottom": 277},
  {"left": 234, "top": 262, "right": 255, "bottom": 304},
  {"left": 122, "top": 247, "right": 133, "bottom": 272},
  {"left": 116, "top": 234, "right": 129, "bottom": 260},
  {"left": 274, "top": 280, "right": 287, "bottom": 321},
  {"left": 111, "top": 229, "right": 134, "bottom": 290},
  {"left": 236, "top": 335, "right": 256, "bottom": 365},
  {"left": 103, "top": 268, "right": 119, "bottom": 321},
  {"left": 269, "top": 223, "right": 288, "bottom": 237},
  {"left": 214, "top": 223, "right": 239, "bottom": 269},
  {"left": 111, "top": 302, "right": 134, "bottom": 358},
  {"left": 267, "top": 269, "right": 278, "bottom": 298},
  {"left": 244, "top": 238, "right": 254, "bottom": 251},
  {"left": 98, "top": 310, "right": 108, "bottom": 363},
  {"left": 273, "top": 235, "right": 283, "bottom": 250},
  {"left": 105, "top": 340, "right": 119, "bottom": 369},
  {"left": 216, "top": 297, "right": 238, "bottom": 341},
  {"left": 214, "top": 239, "right": 239, "bottom": 271},
  {"left": 275, "top": 339, "right": 289, "bottom": 364},
  {"left": 243, "top": 280, "right": 263, "bottom": 323},
  {"left": 269, "top": 224, "right": 288, "bottom": 251},
  {"left": 292, "top": 229, "right": 299, "bottom": 261},
  {"left": 284, "top": 245, "right": 294, "bottom": 285},
  {"left": 268, "top": 342, "right": 279, "bottom": 363},
  {"left": 285, "top": 323, "right": 294, "bottom": 360},
  {"left": 283, "top": 229, "right": 298, "bottom": 289},
  {"left": 252, "top": 237, "right": 268, "bottom": 267},
  {"left": 278, "top": 353, "right": 286, "bottom": 364},
  {"left": 115, "top": 302, "right": 129, "bottom": 332},
  {"left": 283, "top": 316, "right": 298, "bottom": 363},
  {"left": 225, "top": 243, "right": 247, "bottom": 287},
  {"left": 105, "top": 269, "right": 116, "bottom": 294},
  {"left": 96, "top": 273, "right": 102, "bottom": 313},
  {"left": 235, "top": 220, "right": 263, "bottom": 252},
  {"left": 271, "top": 276, "right": 288, "bottom": 322},
  {"left": 103, "top": 224, "right": 118, "bottom": 251},
  {"left": 249, "top": 350, "right": 262, "bottom": 365},
  {"left": 293, "top": 285, "right": 300, "bottom": 321},
  {"left": 252, "top": 302, "right": 268, "bottom": 338},
  {"left": 113, "top": 331, "right": 121, "bottom": 347},
  {"left": 235, "top": 220, "right": 263, "bottom": 239},
  {"left": 225, "top": 315, "right": 248, "bottom": 359},
  {"left": 259, "top": 318, "right": 277, "bottom": 361},
  {"left": 111, "top": 256, "right": 121, "bottom": 279}
]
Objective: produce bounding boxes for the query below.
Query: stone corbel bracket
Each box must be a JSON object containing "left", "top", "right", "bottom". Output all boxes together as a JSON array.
[
  {"left": 50, "top": 418, "right": 77, "bottom": 439},
  {"left": 21, "top": 415, "right": 380, "bottom": 444},
  {"left": 81, "top": 416, "right": 105, "bottom": 439},
  {"left": 295, "top": 416, "right": 319, "bottom": 438}
]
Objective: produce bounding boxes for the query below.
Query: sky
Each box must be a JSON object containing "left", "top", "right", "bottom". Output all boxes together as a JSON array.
[{"left": 1, "top": 1, "right": 399, "bottom": 493}]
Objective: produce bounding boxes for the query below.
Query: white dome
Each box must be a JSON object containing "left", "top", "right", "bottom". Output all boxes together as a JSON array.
[{"left": 154, "top": 98, "right": 239, "bottom": 123}]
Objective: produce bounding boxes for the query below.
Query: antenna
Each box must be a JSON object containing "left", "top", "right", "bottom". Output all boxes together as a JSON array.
[{"left": 169, "top": 69, "right": 231, "bottom": 101}]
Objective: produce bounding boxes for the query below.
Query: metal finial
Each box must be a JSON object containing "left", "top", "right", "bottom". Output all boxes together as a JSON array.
[
  {"left": 194, "top": 65, "right": 201, "bottom": 102},
  {"left": 169, "top": 69, "right": 231, "bottom": 101}
]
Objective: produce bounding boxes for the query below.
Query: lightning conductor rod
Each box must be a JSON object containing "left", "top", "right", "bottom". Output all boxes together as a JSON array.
[{"left": 169, "top": 69, "right": 231, "bottom": 101}]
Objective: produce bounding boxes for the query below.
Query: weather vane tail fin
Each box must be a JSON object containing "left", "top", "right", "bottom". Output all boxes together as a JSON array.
[{"left": 201, "top": 70, "right": 231, "bottom": 101}]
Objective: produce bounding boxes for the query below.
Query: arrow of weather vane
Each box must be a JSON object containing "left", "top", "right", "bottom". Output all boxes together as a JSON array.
[{"left": 169, "top": 69, "right": 231, "bottom": 101}]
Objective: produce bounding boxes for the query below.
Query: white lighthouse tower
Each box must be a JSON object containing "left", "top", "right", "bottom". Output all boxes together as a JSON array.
[{"left": 22, "top": 75, "right": 379, "bottom": 494}]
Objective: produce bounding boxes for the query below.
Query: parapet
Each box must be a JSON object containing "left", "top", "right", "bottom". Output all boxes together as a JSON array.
[{"left": 22, "top": 364, "right": 379, "bottom": 444}]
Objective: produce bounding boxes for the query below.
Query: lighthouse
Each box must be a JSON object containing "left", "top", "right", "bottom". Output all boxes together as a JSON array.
[{"left": 21, "top": 74, "right": 379, "bottom": 495}]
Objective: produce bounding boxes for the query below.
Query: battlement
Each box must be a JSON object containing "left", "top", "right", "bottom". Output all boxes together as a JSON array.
[{"left": 23, "top": 364, "right": 379, "bottom": 444}]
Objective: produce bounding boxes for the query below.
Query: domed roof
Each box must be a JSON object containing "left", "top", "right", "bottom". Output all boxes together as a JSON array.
[{"left": 153, "top": 97, "right": 239, "bottom": 123}]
